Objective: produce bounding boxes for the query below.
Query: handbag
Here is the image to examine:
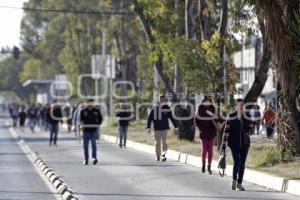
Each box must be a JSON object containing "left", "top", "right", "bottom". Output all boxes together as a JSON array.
[
  {"left": 218, "top": 118, "right": 229, "bottom": 177},
  {"left": 218, "top": 149, "right": 226, "bottom": 177}
]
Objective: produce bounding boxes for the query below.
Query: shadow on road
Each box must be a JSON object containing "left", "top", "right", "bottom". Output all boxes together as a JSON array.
[{"left": 73, "top": 192, "right": 283, "bottom": 200}]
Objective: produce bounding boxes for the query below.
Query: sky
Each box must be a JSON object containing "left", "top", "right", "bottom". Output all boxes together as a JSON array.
[{"left": 0, "top": 0, "right": 27, "bottom": 49}]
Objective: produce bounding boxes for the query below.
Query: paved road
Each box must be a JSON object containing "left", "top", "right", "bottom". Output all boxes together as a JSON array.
[
  {"left": 0, "top": 117, "right": 57, "bottom": 200},
  {"left": 10, "top": 122, "right": 300, "bottom": 200}
]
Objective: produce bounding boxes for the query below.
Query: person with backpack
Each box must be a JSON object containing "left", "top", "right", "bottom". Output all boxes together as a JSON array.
[
  {"left": 221, "top": 98, "right": 254, "bottom": 191},
  {"left": 146, "top": 94, "right": 178, "bottom": 162},
  {"left": 46, "top": 100, "right": 62, "bottom": 146},
  {"left": 80, "top": 99, "right": 103, "bottom": 165},
  {"left": 195, "top": 96, "right": 218, "bottom": 174},
  {"left": 116, "top": 102, "right": 133, "bottom": 148}
]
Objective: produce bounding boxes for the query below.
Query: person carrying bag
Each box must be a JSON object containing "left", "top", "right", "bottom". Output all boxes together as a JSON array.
[
  {"left": 220, "top": 99, "right": 254, "bottom": 191},
  {"left": 218, "top": 119, "right": 229, "bottom": 177}
]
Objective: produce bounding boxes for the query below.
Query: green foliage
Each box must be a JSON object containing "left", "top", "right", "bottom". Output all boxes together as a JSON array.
[
  {"left": 255, "top": 147, "right": 280, "bottom": 167},
  {"left": 0, "top": 56, "right": 34, "bottom": 99},
  {"left": 5, "top": 0, "right": 251, "bottom": 103}
]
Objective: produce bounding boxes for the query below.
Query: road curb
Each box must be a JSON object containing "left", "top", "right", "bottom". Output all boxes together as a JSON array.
[
  {"left": 9, "top": 128, "right": 79, "bottom": 200},
  {"left": 101, "top": 133, "right": 300, "bottom": 197}
]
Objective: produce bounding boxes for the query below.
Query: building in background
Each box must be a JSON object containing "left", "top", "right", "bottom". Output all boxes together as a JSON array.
[
  {"left": 23, "top": 79, "right": 54, "bottom": 104},
  {"left": 233, "top": 36, "right": 276, "bottom": 111}
]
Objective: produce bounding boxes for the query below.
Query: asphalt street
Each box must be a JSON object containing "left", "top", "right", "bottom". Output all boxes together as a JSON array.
[
  {"left": 9, "top": 121, "right": 300, "bottom": 200},
  {"left": 0, "top": 117, "right": 58, "bottom": 200}
]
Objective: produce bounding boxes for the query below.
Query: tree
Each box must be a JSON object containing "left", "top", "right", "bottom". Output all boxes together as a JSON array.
[
  {"left": 244, "top": 17, "right": 271, "bottom": 103},
  {"left": 247, "top": 0, "right": 300, "bottom": 154}
]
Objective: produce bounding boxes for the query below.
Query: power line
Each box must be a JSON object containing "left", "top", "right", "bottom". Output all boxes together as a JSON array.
[{"left": 0, "top": 5, "right": 134, "bottom": 16}]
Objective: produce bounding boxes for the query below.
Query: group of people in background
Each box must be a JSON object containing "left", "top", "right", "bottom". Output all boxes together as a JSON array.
[{"left": 8, "top": 103, "right": 72, "bottom": 131}]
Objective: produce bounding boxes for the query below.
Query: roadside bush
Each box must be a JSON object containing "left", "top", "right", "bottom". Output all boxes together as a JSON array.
[
  {"left": 255, "top": 147, "right": 280, "bottom": 167},
  {"left": 104, "top": 117, "right": 118, "bottom": 128}
]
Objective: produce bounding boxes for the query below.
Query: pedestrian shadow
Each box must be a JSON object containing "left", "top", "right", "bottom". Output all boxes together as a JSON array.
[
  {"left": 22, "top": 137, "right": 78, "bottom": 143},
  {"left": 96, "top": 162, "right": 183, "bottom": 167},
  {"left": 0, "top": 152, "right": 28, "bottom": 156},
  {"left": 244, "top": 189, "right": 281, "bottom": 194},
  {"left": 0, "top": 190, "right": 58, "bottom": 195},
  {"left": 74, "top": 192, "right": 289, "bottom": 200}
]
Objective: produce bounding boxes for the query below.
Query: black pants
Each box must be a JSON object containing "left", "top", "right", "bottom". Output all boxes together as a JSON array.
[
  {"left": 267, "top": 123, "right": 275, "bottom": 138},
  {"left": 230, "top": 147, "right": 249, "bottom": 184},
  {"left": 49, "top": 123, "right": 59, "bottom": 145}
]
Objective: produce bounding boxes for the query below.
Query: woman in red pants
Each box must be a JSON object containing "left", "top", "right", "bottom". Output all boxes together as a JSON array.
[{"left": 195, "top": 96, "right": 218, "bottom": 174}]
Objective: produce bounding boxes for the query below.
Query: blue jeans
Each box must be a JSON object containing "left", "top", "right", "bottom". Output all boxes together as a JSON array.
[
  {"left": 119, "top": 126, "right": 128, "bottom": 147},
  {"left": 41, "top": 118, "right": 49, "bottom": 131},
  {"left": 49, "top": 123, "right": 59, "bottom": 145},
  {"left": 82, "top": 131, "right": 98, "bottom": 161},
  {"left": 12, "top": 116, "right": 18, "bottom": 127},
  {"left": 230, "top": 147, "right": 249, "bottom": 184},
  {"left": 30, "top": 118, "right": 36, "bottom": 131}
]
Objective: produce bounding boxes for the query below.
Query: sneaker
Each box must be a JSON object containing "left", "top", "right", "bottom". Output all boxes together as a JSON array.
[
  {"left": 93, "top": 159, "right": 98, "bottom": 165},
  {"left": 119, "top": 144, "right": 122, "bottom": 148},
  {"left": 83, "top": 160, "right": 88, "bottom": 165},
  {"left": 237, "top": 184, "right": 245, "bottom": 191},
  {"left": 162, "top": 155, "right": 167, "bottom": 162},
  {"left": 231, "top": 180, "right": 237, "bottom": 190}
]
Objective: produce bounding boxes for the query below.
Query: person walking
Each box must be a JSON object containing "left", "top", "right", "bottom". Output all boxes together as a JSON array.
[
  {"left": 9, "top": 103, "right": 19, "bottom": 127},
  {"left": 116, "top": 103, "right": 133, "bottom": 148},
  {"left": 80, "top": 99, "right": 103, "bottom": 165},
  {"left": 72, "top": 102, "right": 85, "bottom": 142},
  {"left": 46, "top": 100, "right": 62, "bottom": 146},
  {"left": 27, "top": 104, "right": 38, "bottom": 133},
  {"left": 64, "top": 104, "right": 72, "bottom": 132},
  {"left": 40, "top": 104, "right": 49, "bottom": 131},
  {"left": 221, "top": 98, "right": 254, "bottom": 191},
  {"left": 19, "top": 106, "right": 27, "bottom": 131},
  {"left": 195, "top": 96, "right": 218, "bottom": 174},
  {"left": 261, "top": 104, "right": 276, "bottom": 138},
  {"left": 146, "top": 94, "right": 178, "bottom": 162},
  {"left": 250, "top": 103, "right": 261, "bottom": 135}
]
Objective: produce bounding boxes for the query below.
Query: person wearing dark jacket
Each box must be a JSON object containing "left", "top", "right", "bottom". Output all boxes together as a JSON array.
[
  {"left": 222, "top": 98, "right": 254, "bottom": 191},
  {"left": 116, "top": 103, "right": 133, "bottom": 148},
  {"left": 146, "top": 94, "right": 178, "bottom": 162},
  {"left": 47, "top": 100, "right": 62, "bottom": 146},
  {"left": 195, "top": 96, "right": 218, "bottom": 174},
  {"left": 80, "top": 99, "right": 103, "bottom": 165},
  {"left": 19, "top": 106, "right": 27, "bottom": 131}
]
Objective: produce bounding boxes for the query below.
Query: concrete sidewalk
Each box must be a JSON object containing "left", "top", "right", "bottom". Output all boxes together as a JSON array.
[{"left": 10, "top": 126, "right": 300, "bottom": 200}]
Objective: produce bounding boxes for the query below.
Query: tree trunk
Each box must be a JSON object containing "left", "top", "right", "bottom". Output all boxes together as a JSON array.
[
  {"left": 174, "top": 0, "right": 184, "bottom": 95},
  {"left": 185, "top": 0, "right": 194, "bottom": 39},
  {"left": 217, "top": 0, "right": 228, "bottom": 97},
  {"left": 133, "top": 0, "right": 176, "bottom": 98},
  {"left": 198, "top": 0, "right": 209, "bottom": 40},
  {"left": 218, "top": 0, "right": 228, "bottom": 38},
  {"left": 289, "top": 97, "right": 300, "bottom": 154},
  {"left": 244, "top": 18, "right": 271, "bottom": 103}
]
